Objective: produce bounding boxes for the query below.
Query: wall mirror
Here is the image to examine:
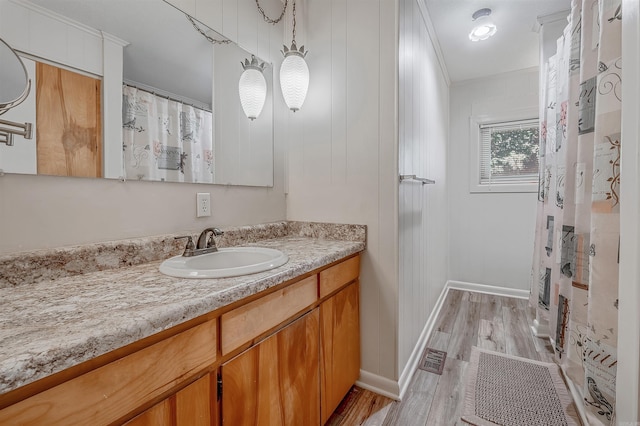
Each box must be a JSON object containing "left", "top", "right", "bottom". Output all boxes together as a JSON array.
[
  {"left": 0, "top": 37, "right": 30, "bottom": 113},
  {"left": 0, "top": 36, "right": 33, "bottom": 147},
  {"left": 0, "top": 0, "right": 274, "bottom": 187}
]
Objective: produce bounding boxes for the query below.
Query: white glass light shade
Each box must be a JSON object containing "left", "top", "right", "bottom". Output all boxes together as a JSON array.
[
  {"left": 469, "top": 23, "right": 497, "bottom": 41},
  {"left": 280, "top": 53, "right": 309, "bottom": 112},
  {"left": 468, "top": 9, "right": 497, "bottom": 42},
  {"left": 238, "top": 68, "right": 267, "bottom": 120}
]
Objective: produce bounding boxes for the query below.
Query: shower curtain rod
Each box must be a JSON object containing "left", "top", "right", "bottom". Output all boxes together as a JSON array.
[{"left": 122, "top": 82, "right": 212, "bottom": 113}]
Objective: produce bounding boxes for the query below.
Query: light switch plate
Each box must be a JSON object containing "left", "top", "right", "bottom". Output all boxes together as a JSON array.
[{"left": 196, "top": 193, "right": 211, "bottom": 217}]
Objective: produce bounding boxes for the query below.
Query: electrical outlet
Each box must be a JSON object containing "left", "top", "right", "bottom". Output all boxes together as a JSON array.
[{"left": 196, "top": 193, "right": 211, "bottom": 217}]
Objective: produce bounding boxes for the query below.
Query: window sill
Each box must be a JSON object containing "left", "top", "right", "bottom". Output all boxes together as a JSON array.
[{"left": 470, "top": 182, "right": 538, "bottom": 193}]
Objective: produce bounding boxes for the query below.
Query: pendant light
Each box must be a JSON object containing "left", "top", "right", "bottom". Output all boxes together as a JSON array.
[
  {"left": 279, "top": 0, "right": 308, "bottom": 112},
  {"left": 254, "top": 0, "right": 309, "bottom": 112},
  {"left": 238, "top": 55, "right": 267, "bottom": 120}
]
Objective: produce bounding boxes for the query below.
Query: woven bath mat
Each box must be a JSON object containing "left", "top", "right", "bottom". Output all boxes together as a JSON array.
[{"left": 461, "top": 347, "right": 581, "bottom": 426}]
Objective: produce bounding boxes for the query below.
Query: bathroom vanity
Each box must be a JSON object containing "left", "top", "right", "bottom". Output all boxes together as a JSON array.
[{"left": 0, "top": 222, "right": 365, "bottom": 425}]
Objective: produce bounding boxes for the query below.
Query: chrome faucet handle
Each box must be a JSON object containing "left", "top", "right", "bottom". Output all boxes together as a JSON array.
[{"left": 175, "top": 235, "right": 196, "bottom": 257}]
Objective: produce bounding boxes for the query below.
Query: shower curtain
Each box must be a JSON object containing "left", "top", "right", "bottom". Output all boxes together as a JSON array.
[
  {"left": 122, "top": 85, "right": 214, "bottom": 183},
  {"left": 531, "top": 0, "right": 621, "bottom": 424}
]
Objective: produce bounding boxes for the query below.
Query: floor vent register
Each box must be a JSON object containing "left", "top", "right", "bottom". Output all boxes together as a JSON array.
[{"left": 418, "top": 348, "right": 447, "bottom": 375}]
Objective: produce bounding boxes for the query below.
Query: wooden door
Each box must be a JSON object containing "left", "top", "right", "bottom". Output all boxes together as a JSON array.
[
  {"left": 320, "top": 281, "right": 360, "bottom": 424},
  {"left": 221, "top": 309, "right": 320, "bottom": 426},
  {"left": 124, "top": 374, "right": 218, "bottom": 426},
  {"left": 36, "top": 62, "right": 102, "bottom": 177}
]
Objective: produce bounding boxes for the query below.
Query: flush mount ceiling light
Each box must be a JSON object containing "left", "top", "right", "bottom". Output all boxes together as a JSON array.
[
  {"left": 238, "top": 55, "right": 267, "bottom": 121},
  {"left": 469, "top": 8, "right": 497, "bottom": 42}
]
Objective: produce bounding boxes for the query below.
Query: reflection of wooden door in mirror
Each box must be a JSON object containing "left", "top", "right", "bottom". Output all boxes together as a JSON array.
[{"left": 36, "top": 62, "right": 101, "bottom": 178}]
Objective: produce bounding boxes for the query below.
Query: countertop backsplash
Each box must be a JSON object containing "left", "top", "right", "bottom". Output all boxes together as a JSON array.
[{"left": 0, "top": 221, "right": 366, "bottom": 288}]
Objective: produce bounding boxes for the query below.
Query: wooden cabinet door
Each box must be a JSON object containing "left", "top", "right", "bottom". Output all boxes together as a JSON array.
[
  {"left": 320, "top": 281, "right": 360, "bottom": 424},
  {"left": 221, "top": 309, "right": 320, "bottom": 426},
  {"left": 0, "top": 320, "right": 217, "bottom": 426},
  {"left": 123, "top": 399, "right": 172, "bottom": 426},
  {"left": 124, "top": 373, "right": 218, "bottom": 426},
  {"left": 175, "top": 373, "right": 217, "bottom": 426}
]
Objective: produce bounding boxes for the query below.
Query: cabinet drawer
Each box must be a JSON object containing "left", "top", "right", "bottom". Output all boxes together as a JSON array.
[
  {"left": 221, "top": 276, "right": 318, "bottom": 355},
  {"left": 319, "top": 256, "right": 360, "bottom": 298},
  {"left": 0, "top": 319, "right": 217, "bottom": 426}
]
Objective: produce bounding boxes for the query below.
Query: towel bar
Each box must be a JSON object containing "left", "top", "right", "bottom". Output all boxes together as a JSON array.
[{"left": 399, "top": 174, "right": 435, "bottom": 185}]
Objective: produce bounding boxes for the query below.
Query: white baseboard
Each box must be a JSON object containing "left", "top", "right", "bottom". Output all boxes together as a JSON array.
[
  {"left": 560, "top": 366, "right": 589, "bottom": 425},
  {"left": 530, "top": 318, "right": 551, "bottom": 338},
  {"left": 397, "top": 283, "right": 451, "bottom": 400},
  {"left": 356, "top": 370, "right": 400, "bottom": 401},
  {"left": 446, "top": 280, "right": 530, "bottom": 299}
]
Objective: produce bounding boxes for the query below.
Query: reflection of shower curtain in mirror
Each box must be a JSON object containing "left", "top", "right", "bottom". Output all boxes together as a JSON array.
[
  {"left": 530, "top": 0, "right": 621, "bottom": 424},
  {"left": 122, "top": 85, "right": 214, "bottom": 183}
]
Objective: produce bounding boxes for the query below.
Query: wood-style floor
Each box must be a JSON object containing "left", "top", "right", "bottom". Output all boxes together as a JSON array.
[{"left": 326, "top": 289, "right": 555, "bottom": 426}]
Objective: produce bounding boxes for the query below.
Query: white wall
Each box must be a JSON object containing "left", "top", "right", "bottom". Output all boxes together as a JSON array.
[
  {"left": 284, "top": 0, "right": 400, "bottom": 391},
  {"left": 397, "top": 0, "right": 449, "bottom": 385},
  {"left": 0, "top": 175, "right": 285, "bottom": 253},
  {"left": 0, "top": 0, "right": 288, "bottom": 255},
  {"left": 617, "top": 0, "right": 640, "bottom": 421},
  {"left": 449, "top": 68, "right": 539, "bottom": 290}
]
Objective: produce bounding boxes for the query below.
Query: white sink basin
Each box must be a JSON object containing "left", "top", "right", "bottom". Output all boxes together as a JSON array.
[{"left": 159, "top": 247, "right": 289, "bottom": 279}]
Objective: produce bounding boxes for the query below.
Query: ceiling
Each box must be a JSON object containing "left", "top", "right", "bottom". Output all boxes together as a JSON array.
[{"left": 423, "top": 0, "right": 570, "bottom": 83}]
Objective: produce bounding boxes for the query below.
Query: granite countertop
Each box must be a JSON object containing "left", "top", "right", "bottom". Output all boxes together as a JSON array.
[{"left": 0, "top": 222, "right": 365, "bottom": 396}]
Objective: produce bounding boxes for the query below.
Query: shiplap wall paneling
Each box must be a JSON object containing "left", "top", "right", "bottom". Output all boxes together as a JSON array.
[
  {"left": 285, "top": 0, "right": 399, "bottom": 388},
  {"left": 237, "top": 0, "right": 259, "bottom": 55},
  {"left": 398, "top": 0, "right": 449, "bottom": 374},
  {"left": 421, "top": 0, "right": 449, "bottom": 337},
  {"left": 222, "top": 0, "right": 239, "bottom": 43},
  {"left": 298, "top": 0, "right": 333, "bottom": 185},
  {"left": 376, "top": 0, "right": 400, "bottom": 386},
  {"left": 0, "top": 1, "right": 103, "bottom": 76},
  {"left": 195, "top": 0, "right": 223, "bottom": 34},
  {"left": 349, "top": 0, "right": 392, "bottom": 382},
  {"left": 330, "top": 0, "right": 348, "bottom": 184}
]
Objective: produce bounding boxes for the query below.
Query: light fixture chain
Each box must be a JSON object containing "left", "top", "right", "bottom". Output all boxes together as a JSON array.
[
  {"left": 291, "top": 0, "right": 296, "bottom": 43},
  {"left": 255, "top": 0, "right": 288, "bottom": 24},
  {"left": 186, "top": 15, "right": 231, "bottom": 44}
]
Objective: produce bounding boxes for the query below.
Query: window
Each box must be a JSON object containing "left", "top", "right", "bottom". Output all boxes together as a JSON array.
[
  {"left": 480, "top": 119, "right": 539, "bottom": 183},
  {"left": 470, "top": 116, "right": 539, "bottom": 193}
]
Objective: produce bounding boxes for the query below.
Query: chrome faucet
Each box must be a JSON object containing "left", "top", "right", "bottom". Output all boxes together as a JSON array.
[
  {"left": 196, "top": 227, "right": 224, "bottom": 252},
  {"left": 175, "top": 227, "right": 224, "bottom": 257}
]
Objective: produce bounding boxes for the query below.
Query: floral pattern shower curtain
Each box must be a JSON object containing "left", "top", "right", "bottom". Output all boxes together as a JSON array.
[
  {"left": 122, "top": 85, "right": 214, "bottom": 183},
  {"left": 531, "top": 0, "right": 622, "bottom": 424}
]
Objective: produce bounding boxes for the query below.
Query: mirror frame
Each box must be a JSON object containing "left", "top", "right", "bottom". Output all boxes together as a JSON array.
[{"left": 0, "top": 37, "right": 31, "bottom": 115}]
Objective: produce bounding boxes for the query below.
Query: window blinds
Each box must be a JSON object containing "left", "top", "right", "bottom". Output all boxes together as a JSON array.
[{"left": 479, "top": 118, "right": 539, "bottom": 185}]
